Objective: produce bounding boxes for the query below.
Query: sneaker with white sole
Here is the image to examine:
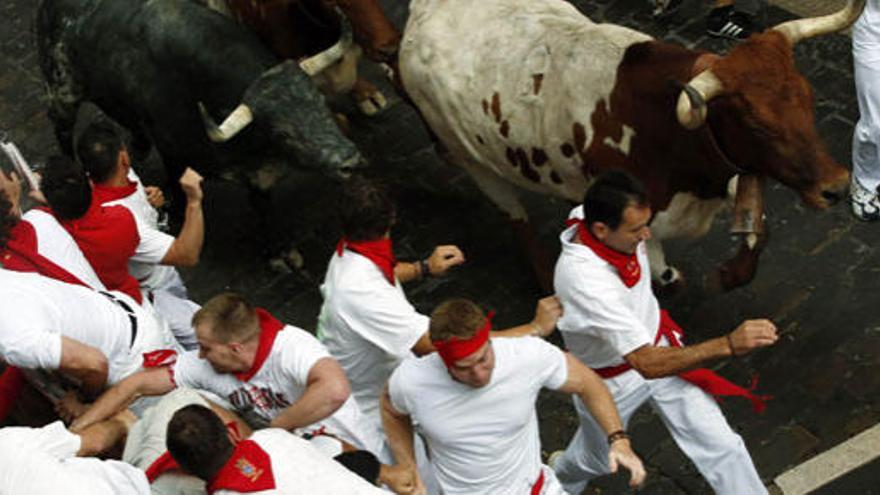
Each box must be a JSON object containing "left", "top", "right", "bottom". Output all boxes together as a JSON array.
[
  {"left": 851, "top": 179, "right": 880, "bottom": 221},
  {"left": 548, "top": 450, "right": 564, "bottom": 470},
  {"left": 707, "top": 6, "right": 754, "bottom": 41}
]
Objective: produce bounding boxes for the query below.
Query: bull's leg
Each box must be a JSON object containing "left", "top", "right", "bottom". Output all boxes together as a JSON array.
[
  {"left": 246, "top": 183, "right": 305, "bottom": 275},
  {"left": 462, "top": 163, "right": 553, "bottom": 292},
  {"left": 645, "top": 237, "right": 684, "bottom": 294},
  {"left": 718, "top": 233, "right": 767, "bottom": 290},
  {"left": 351, "top": 77, "right": 388, "bottom": 116}
]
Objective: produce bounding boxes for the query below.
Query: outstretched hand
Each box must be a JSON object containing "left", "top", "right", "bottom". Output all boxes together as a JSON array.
[
  {"left": 608, "top": 438, "right": 646, "bottom": 488},
  {"left": 426, "top": 245, "right": 465, "bottom": 276},
  {"left": 728, "top": 319, "right": 778, "bottom": 356},
  {"left": 530, "top": 295, "right": 563, "bottom": 337}
]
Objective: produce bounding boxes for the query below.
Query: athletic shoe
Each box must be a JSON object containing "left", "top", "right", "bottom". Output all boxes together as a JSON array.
[
  {"left": 548, "top": 450, "right": 564, "bottom": 470},
  {"left": 851, "top": 178, "right": 880, "bottom": 221},
  {"left": 651, "top": 0, "right": 684, "bottom": 18},
  {"left": 707, "top": 6, "right": 754, "bottom": 41}
]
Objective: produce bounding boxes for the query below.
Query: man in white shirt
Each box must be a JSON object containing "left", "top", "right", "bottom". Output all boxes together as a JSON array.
[
  {"left": 551, "top": 171, "right": 778, "bottom": 494},
  {"left": 72, "top": 293, "right": 382, "bottom": 456},
  {"left": 0, "top": 413, "right": 149, "bottom": 494},
  {"left": 165, "top": 403, "right": 388, "bottom": 494},
  {"left": 77, "top": 121, "right": 204, "bottom": 349},
  {"left": 382, "top": 298, "right": 645, "bottom": 495}
]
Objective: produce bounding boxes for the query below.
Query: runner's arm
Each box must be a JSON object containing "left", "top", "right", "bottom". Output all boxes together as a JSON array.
[
  {"left": 380, "top": 384, "right": 417, "bottom": 468},
  {"left": 58, "top": 337, "right": 109, "bottom": 398},
  {"left": 70, "top": 367, "right": 175, "bottom": 433},
  {"left": 270, "top": 357, "right": 350, "bottom": 431}
]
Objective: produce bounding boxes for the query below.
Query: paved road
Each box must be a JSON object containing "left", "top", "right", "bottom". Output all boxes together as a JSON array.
[{"left": 1, "top": 0, "right": 878, "bottom": 493}]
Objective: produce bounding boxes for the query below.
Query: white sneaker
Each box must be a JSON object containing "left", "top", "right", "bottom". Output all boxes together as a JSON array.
[
  {"left": 548, "top": 450, "right": 564, "bottom": 470},
  {"left": 851, "top": 179, "right": 880, "bottom": 221}
]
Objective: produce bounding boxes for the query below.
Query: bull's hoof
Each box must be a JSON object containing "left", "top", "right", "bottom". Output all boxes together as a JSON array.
[
  {"left": 356, "top": 90, "right": 388, "bottom": 116},
  {"left": 652, "top": 267, "right": 685, "bottom": 298},
  {"left": 268, "top": 247, "right": 305, "bottom": 275}
]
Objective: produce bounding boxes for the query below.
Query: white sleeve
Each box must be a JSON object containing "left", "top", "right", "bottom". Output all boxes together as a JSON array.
[
  {"left": 25, "top": 421, "right": 81, "bottom": 460},
  {"left": 277, "top": 329, "right": 333, "bottom": 388},
  {"left": 170, "top": 351, "right": 211, "bottom": 391},
  {"left": 522, "top": 338, "right": 569, "bottom": 391},
  {"left": 560, "top": 276, "right": 652, "bottom": 358},
  {"left": 386, "top": 364, "right": 412, "bottom": 416},
  {"left": 0, "top": 322, "right": 63, "bottom": 370},
  {"left": 130, "top": 213, "right": 174, "bottom": 264},
  {"left": 337, "top": 285, "right": 428, "bottom": 359}
]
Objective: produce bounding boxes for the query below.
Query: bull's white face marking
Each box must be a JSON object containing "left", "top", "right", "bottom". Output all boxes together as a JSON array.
[
  {"left": 602, "top": 124, "right": 636, "bottom": 157},
  {"left": 650, "top": 192, "right": 729, "bottom": 240}
]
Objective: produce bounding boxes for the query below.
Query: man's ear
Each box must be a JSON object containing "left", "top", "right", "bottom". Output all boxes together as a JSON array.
[{"left": 589, "top": 221, "right": 610, "bottom": 241}]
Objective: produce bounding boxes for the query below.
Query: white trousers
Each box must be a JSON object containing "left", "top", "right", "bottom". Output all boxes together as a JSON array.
[
  {"left": 552, "top": 370, "right": 766, "bottom": 495},
  {"left": 853, "top": 55, "right": 880, "bottom": 192}
]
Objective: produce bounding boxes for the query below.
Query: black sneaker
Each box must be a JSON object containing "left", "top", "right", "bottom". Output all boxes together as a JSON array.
[
  {"left": 707, "top": 6, "right": 754, "bottom": 40},
  {"left": 651, "top": 0, "right": 685, "bottom": 18}
]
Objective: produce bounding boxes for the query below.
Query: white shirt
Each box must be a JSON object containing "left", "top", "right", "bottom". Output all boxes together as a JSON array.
[
  {"left": 0, "top": 421, "right": 149, "bottom": 495},
  {"left": 554, "top": 206, "right": 657, "bottom": 368},
  {"left": 173, "top": 326, "right": 381, "bottom": 453},
  {"left": 101, "top": 169, "right": 177, "bottom": 291},
  {"left": 317, "top": 249, "right": 428, "bottom": 419},
  {"left": 214, "top": 429, "right": 386, "bottom": 495},
  {"left": 0, "top": 269, "right": 177, "bottom": 384},
  {"left": 19, "top": 208, "right": 106, "bottom": 290},
  {"left": 388, "top": 337, "right": 569, "bottom": 495}
]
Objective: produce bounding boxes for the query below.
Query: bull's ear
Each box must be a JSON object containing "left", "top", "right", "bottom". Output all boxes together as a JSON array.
[{"left": 198, "top": 102, "right": 253, "bottom": 143}]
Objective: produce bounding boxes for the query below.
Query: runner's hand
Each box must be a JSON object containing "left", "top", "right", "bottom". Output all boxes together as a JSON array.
[
  {"left": 608, "top": 438, "right": 646, "bottom": 487},
  {"left": 383, "top": 463, "right": 426, "bottom": 495},
  {"left": 179, "top": 168, "right": 204, "bottom": 204},
  {"left": 728, "top": 319, "right": 778, "bottom": 356},
  {"left": 427, "top": 245, "right": 465, "bottom": 276},
  {"left": 144, "top": 186, "right": 165, "bottom": 209},
  {"left": 530, "top": 295, "right": 562, "bottom": 337},
  {"left": 55, "top": 391, "right": 88, "bottom": 425}
]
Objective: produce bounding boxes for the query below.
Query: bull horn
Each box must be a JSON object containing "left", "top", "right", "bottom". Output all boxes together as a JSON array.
[
  {"left": 199, "top": 102, "right": 253, "bottom": 143},
  {"left": 299, "top": 9, "right": 354, "bottom": 76},
  {"left": 773, "top": 0, "right": 866, "bottom": 45},
  {"left": 676, "top": 69, "right": 724, "bottom": 130}
]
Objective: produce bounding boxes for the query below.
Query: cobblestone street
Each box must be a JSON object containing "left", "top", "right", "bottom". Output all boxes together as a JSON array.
[{"left": 2, "top": 0, "right": 879, "bottom": 493}]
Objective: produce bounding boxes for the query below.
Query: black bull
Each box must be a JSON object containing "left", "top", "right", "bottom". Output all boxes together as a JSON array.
[{"left": 36, "top": 0, "right": 365, "bottom": 254}]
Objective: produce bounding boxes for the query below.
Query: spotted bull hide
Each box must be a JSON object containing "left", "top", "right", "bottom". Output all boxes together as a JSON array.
[{"left": 400, "top": 0, "right": 859, "bottom": 289}]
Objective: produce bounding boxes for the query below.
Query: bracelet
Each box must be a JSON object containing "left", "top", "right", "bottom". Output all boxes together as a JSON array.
[
  {"left": 726, "top": 333, "right": 738, "bottom": 357},
  {"left": 419, "top": 258, "right": 432, "bottom": 279},
  {"left": 607, "top": 430, "right": 629, "bottom": 445}
]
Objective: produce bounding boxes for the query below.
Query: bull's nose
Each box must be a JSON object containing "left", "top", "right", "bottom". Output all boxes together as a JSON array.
[
  {"left": 335, "top": 154, "right": 368, "bottom": 180},
  {"left": 821, "top": 187, "right": 847, "bottom": 205}
]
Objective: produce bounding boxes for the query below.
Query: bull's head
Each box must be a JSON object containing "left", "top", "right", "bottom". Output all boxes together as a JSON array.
[
  {"left": 200, "top": 59, "right": 365, "bottom": 180},
  {"left": 676, "top": 0, "right": 864, "bottom": 209}
]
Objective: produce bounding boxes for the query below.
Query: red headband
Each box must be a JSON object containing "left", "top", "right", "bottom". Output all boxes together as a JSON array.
[{"left": 433, "top": 311, "right": 494, "bottom": 368}]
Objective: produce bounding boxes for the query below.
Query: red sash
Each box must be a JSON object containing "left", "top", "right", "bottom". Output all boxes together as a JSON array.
[
  {"left": 207, "top": 440, "right": 276, "bottom": 493},
  {"left": 593, "top": 311, "right": 771, "bottom": 413},
  {"left": 531, "top": 469, "right": 545, "bottom": 495},
  {"left": 567, "top": 219, "right": 641, "bottom": 287},
  {"left": 336, "top": 237, "right": 397, "bottom": 285},
  {"left": 234, "top": 309, "right": 284, "bottom": 382},
  {"left": 1, "top": 221, "right": 90, "bottom": 287}
]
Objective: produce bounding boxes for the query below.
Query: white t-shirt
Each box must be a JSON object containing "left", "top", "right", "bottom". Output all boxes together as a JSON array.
[
  {"left": 173, "top": 326, "right": 381, "bottom": 454},
  {"left": 317, "top": 249, "right": 428, "bottom": 419},
  {"left": 388, "top": 337, "right": 569, "bottom": 495},
  {"left": 554, "top": 206, "right": 657, "bottom": 368},
  {"left": 0, "top": 421, "right": 149, "bottom": 495},
  {"left": 0, "top": 269, "right": 178, "bottom": 384},
  {"left": 214, "top": 429, "right": 386, "bottom": 495},
  {"left": 19, "top": 208, "right": 106, "bottom": 290},
  {"left": 101, "top": 169, "right": 177, "bottom": 291}
]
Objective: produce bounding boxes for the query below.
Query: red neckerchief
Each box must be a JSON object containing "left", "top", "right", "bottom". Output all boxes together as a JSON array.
[
  {"left": 146, "top": 421, "right": 249, "bottom": 484},
  {"left": 433, "top": 311, "right": 494, "bottom": 368},
  {"left": 92, "top": 180, "right": 138, "bottom": 204},
  {"left": 336, "top": 237, "right": 396, "bottom": 286},
  {"left": 207, "top": 440, "right": 276, "bottom": 494},
  {"left": 1, "top": 220, "right": 90, "bottom": 287},
  {"left": 657, "top": 311, "right": 771, "bottom": 413},
  {"left": 567, "top": 219, "right": 641, "bottom": 288},
  {"left": 235, "top": 309, "right": 285, "bottom": 382}
]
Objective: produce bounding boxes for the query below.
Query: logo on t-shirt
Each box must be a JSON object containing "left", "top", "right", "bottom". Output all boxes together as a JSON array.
[
  {"left": 228, "top": 385, "right": 290, "bottom": 416},
  {"left": 236, "top": 457, "right": 265, "bottom": 482}
]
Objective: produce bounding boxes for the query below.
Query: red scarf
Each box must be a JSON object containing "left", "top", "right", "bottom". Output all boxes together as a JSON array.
[
  {"left": 657, "top": 311, "right": 771, "bottom": 413},
  {"left": 1, "top": 221, "right": 90, "bottom": 287},
  {"left": 235, "top": 309, "right": 285, "bottom": 382},
  {"left": 92, "top": 181, "right": 138, "bottom": 205},
  {"left": 207, "top": 440, "right": 276, "bottom": 494},
  {"left": 433, "top": 311, "right": 494, "bottom": 368},
  {"left": 336, "top": 237, "right": 397, "bottom": 286},
  {"left": 567, "top": 219, "right": 641, "bottom": 288}
]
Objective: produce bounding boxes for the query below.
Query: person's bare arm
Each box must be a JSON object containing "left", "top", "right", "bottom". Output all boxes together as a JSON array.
[
  {"left": 70, "top": 367, "right": 175, "bottom": 433},
  {"left": 625, "top": 319, "right": 778, "bottom": 378},
  {"left": 270, "top": 357, "right": 350, "bottom": 431},
  {"left": 556, "top": 353, "right": 645, "bottom": 487},
  {"left": 380, "top": 385, "right": 426, "bottom": 494},
  {"left": 76, "top": 409, "right": 137, "bottom": 457},
  {"left": 160, "top": 168, "right": 204, "bottom": 267},
  {"left": 58, "top": 337, "right": 109, "bottom": 398},
  {"left": 491, "top": 296, "right": 563, "bottom": 339}
]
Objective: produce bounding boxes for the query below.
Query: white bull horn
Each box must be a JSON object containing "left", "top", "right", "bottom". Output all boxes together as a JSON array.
[
  {"left": 199, "top": 102, "right": 253, "bottom": 143},
  {"left": 773, "top": 0, "right": 866, "bottom": 45},
  {"left": 676, "top": 69, "right": 724, "bottom": 130},
  {"left": 298, "top": 9, "right": 354, "bottom": 76}
]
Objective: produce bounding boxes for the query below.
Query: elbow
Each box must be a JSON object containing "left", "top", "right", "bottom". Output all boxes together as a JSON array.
[
  {"left": 180, "top": 253, "right": 200, "bottom": 267},
  {"left": 326, "top": 380, "right": 350, "bottom": 412}
]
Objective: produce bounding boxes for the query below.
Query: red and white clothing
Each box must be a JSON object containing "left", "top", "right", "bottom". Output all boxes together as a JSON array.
[
  {"left": 552, "top": 206, "right": 766, "bottom": 495},
  {"left": 93, "top": 169, "right": 199, "bottom": 350},
  {"left": 172, "top": 324, "right": 382, "bottom": 455},
  {"left": 387, "top": 337, "right": 569, "bottom": 495},
  {"left": 209, "top": 428, "right": 386, "bottom": 495},
  {"left": 0, "top": 421, "right": 149, "bottom": 495},
  {"left": 318, "top": 247, "right": 428, "bottom": 420},
  {"left": 0, "top": 269, "right": 178, "bottom": 385}
]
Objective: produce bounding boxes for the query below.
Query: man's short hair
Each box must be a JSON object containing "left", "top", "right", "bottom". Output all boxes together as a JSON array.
[
  {"left": 41, "top": 155, "right": 92, "bottom": 221},
  {"left": 429, "top": 299, "right": 487, "bottom": 342},
  {"left": 166, "top": 404, "right": 234, "bottom": 481},
  {"left": 582, "top": 170, "right": 648, "bottom": 231},
  {"left": 0, "top": 187, "right": 16, "bottom": 249},
  {"left": 76, "top": 121, "right": 124, "bottom": 184},
  {"left": 339, "top": 177, "right": 395, "bottom": 242},
  {"left": 191, "top": 293, "right": 260, "bottom": 343}
]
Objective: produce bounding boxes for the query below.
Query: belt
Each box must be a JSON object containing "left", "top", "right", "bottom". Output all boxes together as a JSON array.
[
  {"left": 100, "top": 291, "right": 138, "bottom": 347},
  {"left": 531, "top": 469, "right": 545, "bottom": 495}
]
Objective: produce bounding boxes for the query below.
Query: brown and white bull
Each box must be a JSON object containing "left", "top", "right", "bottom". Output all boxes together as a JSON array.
[{"left": 399, "top": 0, "right": 862, "bottom": 290}]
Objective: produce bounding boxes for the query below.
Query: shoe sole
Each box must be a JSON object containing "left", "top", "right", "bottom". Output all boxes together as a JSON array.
[{"left": 707, "top": 28, "right": 750, "bottom": 41}]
